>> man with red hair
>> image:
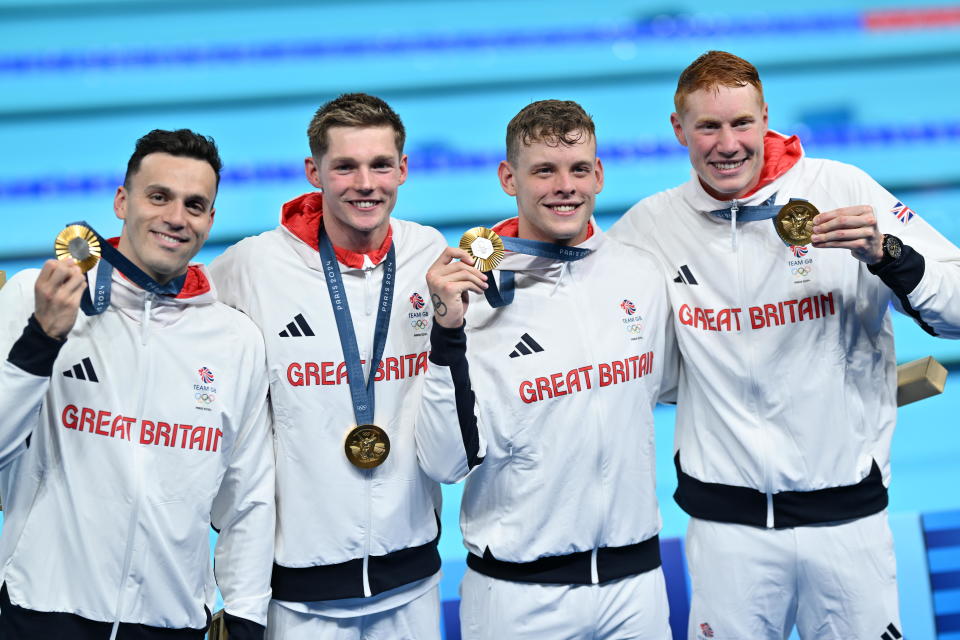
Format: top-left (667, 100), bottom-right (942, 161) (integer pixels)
top-left (610, 50), bottom-right (960, 639)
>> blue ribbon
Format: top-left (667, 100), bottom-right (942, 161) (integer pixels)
top-left (318, 226), bottom-right (395, 425)
top-left (483, 235), bottom-right (592, 308)
top-left (68, 221), bottom-right (185, 316)
top-left (707, 193), bottom-right (780, 221)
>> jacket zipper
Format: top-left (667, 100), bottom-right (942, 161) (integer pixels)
top-left (361, 265), bottom-right (374, 598)
top-left (109, 293), bottom-right (154, 639)
top-left (565, 263), bottom-right (604, 584)
top-left (733, 225), bottom-right (774, 527)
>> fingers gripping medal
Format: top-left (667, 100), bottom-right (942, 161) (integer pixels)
top-left (774, 201), bottom-right (819, 246)
top-left (345, 425), bottom-right (391, 469)
top-left (55, 225), bottom-right (101, 273)
top-left (460, 227), bottom-right (505, 271)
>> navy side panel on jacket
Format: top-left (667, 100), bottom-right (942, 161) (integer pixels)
top-left (428, 323), bottom-right (484, 469)
top-left (868, 245), bottom-right (936, 336)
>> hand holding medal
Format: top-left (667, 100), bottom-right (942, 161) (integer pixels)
top-left (425, 239), bottom-right (490, 329)
top-left (33, 224), bottom-right (98, 340)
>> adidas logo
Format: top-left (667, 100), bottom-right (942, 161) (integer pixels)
top-left (880, 623), bottom-right (901, 640)
top-left (673, 265), bottom-right (699, 285)
top-left (509, 333), bottom-right (544, 358)
top-left (63, 357), bottom-right (99, 383)
top-left (279, 314), bottom-right (315, 338)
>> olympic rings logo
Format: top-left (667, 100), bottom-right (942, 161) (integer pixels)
top-left (792, 266), bottom-right (812, 277)
top-left (411, 319), bottom-right (428, 330)
top-left (195, 392), bottom-right (216, 404)
top-left (628, 324), bottom-right (644, 334)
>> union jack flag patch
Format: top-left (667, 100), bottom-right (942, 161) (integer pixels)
top-left (620, 299), bottom-right (636, 316)
top-left (198, 367), bottom-right (215, 384)
top-left (890, 201), bottom-right (916, 225)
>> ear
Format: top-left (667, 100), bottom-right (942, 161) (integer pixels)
top-left (761, 102), bottom-right (769, 132)
top-left (397, 154), bottom-right (409, 186)
top-left (594, 157), bottom-right (605, 194)
top-left (498, 161), bottom-right (517, 196)
top-left (208, 207), bottom-right (216, 228)
top-left (670, 112), bottom-right (688, 147)
top-left (114, 186), bottom-right (128, 220)
top-left (304, 156), bottom-right (323, 189)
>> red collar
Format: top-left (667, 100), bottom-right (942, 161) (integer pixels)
top-left (106, 237), bottom-right (211, 299)
top-left (491, 217), bottom-right (595, 241)
top-left (737, 131), bottom-right (803, 199)
top-left (281, 192), bottom-right (393, 268)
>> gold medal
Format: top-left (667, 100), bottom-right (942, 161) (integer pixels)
top-left (55, 225), bottom-right (101, 273)
top-left (460, 227), bottom-right (505, 271)
top-left (344, 425), bottom-right (390, 468)
top-left (774, 201), bottom-right (819, 246)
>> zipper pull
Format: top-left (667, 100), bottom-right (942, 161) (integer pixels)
top-left (730, 200), bottom-right (739, 252)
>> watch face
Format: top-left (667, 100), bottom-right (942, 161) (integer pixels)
top-left (885, 235), bottom-right (903, 260)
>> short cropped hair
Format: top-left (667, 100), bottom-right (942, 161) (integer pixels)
top-left (674, 50), bottom-right (764, 114)
top-left (125, 129), bottom-right (222, 187)
top-left (505, 99), bottom-right (596, 164)
top-left (307, 93), bottom-right (406, 159)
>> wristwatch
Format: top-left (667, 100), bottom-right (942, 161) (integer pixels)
top-left (872, 234), bottom-right (903, 269)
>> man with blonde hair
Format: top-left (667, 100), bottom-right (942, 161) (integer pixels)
top-left (419, 99), bottom-right (676, 639)
top-left (211, 93), bottom-right (446, 639)
top-left (610, 50), bottom-right (960, 639)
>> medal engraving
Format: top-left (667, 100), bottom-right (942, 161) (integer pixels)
top-left (345, 425), bottom-right (390, 468)
top-left (55, 225), bottom-right (101, 273)
top-left (774, 201), bottom-right (819, 246)
top-left (460, 227), bottom-right (505, 271)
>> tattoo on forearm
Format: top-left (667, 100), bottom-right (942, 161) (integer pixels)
top-left (431, 293), bottom-right (448, 317)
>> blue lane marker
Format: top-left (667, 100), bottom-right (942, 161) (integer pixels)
top-left (1, 121), bottom-right (958, 201)
top-left (0, 11), bottom-right (865, 74)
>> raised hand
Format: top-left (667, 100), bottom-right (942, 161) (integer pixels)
top-left (425, 247), bottom-right (488, 329)
top-left (34, 259), bottom-right (86, 339)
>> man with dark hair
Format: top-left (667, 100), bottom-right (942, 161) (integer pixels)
top-left (0, 129), bottom-right (274, 639)
top-left (210, 93), bottom-right (446, 639)
top-left (417, 99), bottom-right (675, 639)
top-left (125, 128), bottom-right (224, 187)
top-left (609, 50), bottom-right (960, 639)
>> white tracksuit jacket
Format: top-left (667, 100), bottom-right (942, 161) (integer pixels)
top-left (416, 222), bottom-right (678, 584)
top-left (209, 193), bottom-right (446, 604)
top-left (0, 262), bottom-right (274, 635)
top-left (609, 143), bottom-right (960, 529)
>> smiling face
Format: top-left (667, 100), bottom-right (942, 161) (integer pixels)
top-left (499, 129), bottom-right (603, 245)
top-left (305, 125), bottom-right (407, 252)
top-left (671, 83), bottom-right (768, 201)
top-left (114, 152), bottom-right (217, 284)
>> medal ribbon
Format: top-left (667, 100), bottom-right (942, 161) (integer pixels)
top-left (483, 236), bottom-right (592, 308)
top-left (318, 226), bottom-right (396, 425)
top-left (67, 221), bottom-right (186, 316)
top-left (707, 194), bottom-right (780, 221)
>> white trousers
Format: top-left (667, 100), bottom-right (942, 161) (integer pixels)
top-left (459, 567), bottom-right (672, 640)
top-left (686, 511), bottom-right (901, 640)
top-left (265, 586), bottom-right (441, 640)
